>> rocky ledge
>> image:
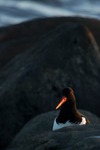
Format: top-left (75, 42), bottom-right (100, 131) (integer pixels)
top-left (7, 110), bottom-right (100, 150)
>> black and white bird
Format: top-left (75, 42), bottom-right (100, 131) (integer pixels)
top-left (52, 87), bottom-right (90, 131)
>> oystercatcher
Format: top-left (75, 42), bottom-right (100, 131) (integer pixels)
top-left (52, 87), bottom-right (90, 131)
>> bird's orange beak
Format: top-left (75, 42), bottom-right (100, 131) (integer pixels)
top-left (56, 96), bottom-right (67, 109)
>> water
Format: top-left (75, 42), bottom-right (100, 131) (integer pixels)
top-left (0, 0), bottom-right (100, 27)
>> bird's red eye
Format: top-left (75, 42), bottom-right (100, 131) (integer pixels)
top-left (69, 91), bottom-right (72, 95)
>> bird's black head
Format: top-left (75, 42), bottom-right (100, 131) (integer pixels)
top-left (56, 87), bottom-right (75, 109)
top-left (62, 87), bottom-right (73, 97)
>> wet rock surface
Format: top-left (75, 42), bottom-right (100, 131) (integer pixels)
top-left (7, 110), bottom-right (100, 150)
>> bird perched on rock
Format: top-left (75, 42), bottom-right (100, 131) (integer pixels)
top-left (52, 87), bottom-right (90, 131)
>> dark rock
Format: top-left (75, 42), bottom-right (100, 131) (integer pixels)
top-left (0, 17), bottom-right (100, 69)
top-left (0, 18), bottom-right (100, 149)
top-left (74, 136), bottom-right (100, 150)
top-left (7, 110), bottom-right (100, 150)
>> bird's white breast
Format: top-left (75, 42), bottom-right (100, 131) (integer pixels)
top-left (52, 117), bottom-right (86, 131)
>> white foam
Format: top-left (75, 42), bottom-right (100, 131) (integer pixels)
top-left (0, 0), bottom-right (74, 16)
top-left (0, 0), bottom-right (100, 27)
